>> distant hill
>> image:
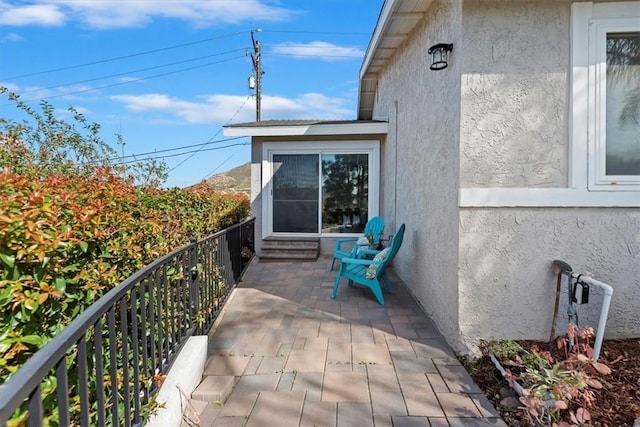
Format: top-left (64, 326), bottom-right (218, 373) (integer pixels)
top-left (205, 162), bottom-right (251, 194)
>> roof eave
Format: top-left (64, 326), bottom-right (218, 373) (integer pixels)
top-left (358, 0), bottom-right (434, 120)
top-left (223, 121), bottom-right (388, 137)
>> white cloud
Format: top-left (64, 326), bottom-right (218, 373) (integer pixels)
top-left (1, 1), bottom-right (297, 29)
top-left (117, 76), bottom-right (144, 83)
top-left (1, 81), bottom-right (102, 104)
top-left (110, 92), bottom-right (353, 123)
top-left (0, 4), bottom-right (65, 26)
top-left (271, 41), bottom-right (364, 61)
top-left (261, 93), bottom-right (352, 118)
top-left (1, 32), bottom-right (25, 43)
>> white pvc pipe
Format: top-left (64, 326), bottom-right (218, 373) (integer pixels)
top-left (570, 274), bottom-right (613, 361)
top-left (489, 353), bottom-right (525, 396)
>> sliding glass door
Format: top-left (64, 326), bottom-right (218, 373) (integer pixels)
top-left (321, 153), bottom-right (369, 233)
top-left (264, 141), bottom-right (379, 237)
top-left (272, 154), bottom-right (319, 233)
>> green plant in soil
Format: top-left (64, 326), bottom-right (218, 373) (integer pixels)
top-left (492, 325), bottom-right (611, 427)
top-left (487, 340), bottom-right (525, 361)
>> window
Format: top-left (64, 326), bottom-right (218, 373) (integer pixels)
top-left (321, 153), bottom-right (369, 233)
top-left (593, 22), bottom-right (640, 188)
top-left (270, 153), bottom-right (370, 234)
top-left (574, 2), bottom-right (640, 191)
top-left (263, 141), bottom-right (379, 237)
top-left (604, 32), bottom-right (640, 177)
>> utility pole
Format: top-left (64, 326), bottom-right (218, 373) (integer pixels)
top-left (250, 29), bottom-right (263, 122)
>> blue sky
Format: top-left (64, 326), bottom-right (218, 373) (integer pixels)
top-left (0, 0), bottom-right (383, 187)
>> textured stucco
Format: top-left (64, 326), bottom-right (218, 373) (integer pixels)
top-left (373, 0), bottom-right (464, 349)
top-left (460, 1), bottom-right (570, 187)
top-left (250, 140), bottom-right (264, 254)
top-left (455, 0), bottom-right (640, 343)
top-left (368, 0), bottom-right (639, 354)
top-left (459, 208), bottom-right (640, 343)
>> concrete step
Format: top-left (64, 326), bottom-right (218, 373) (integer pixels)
top-left (260, 238), bottom-right (319, 261)
top-left (259, 252), bottom-right (318, 262)
top-left (262, 239), bottom-right (319, 249)
top-left (191, 375), bottom-right (235, 404)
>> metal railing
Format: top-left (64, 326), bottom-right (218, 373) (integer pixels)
top-left (0, 217), bottom-right (255, 426)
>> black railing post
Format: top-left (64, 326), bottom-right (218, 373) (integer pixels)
top-left (0, 219), bottom-right (254, 426)
top-left (189, 237), bottom-right (200, 328)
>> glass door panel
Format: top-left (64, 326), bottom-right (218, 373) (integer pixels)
top-left (272, 154), bottom-right (319, 233)
top-left (321, 153), bottom-right (369, 233)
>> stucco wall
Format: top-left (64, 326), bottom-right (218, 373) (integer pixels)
top-left (456, 0), bottom-right (640, 344)
top-left (460, 0), bottom-right (570, 187)
top-left (250, 140), bottom-right (264, 254)
top-left (373, 0), bottom-right (464, 348)
top-left (459, 208), bottom-right (640, 342)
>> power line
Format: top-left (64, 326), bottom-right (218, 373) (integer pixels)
top-left (18, 48), bottom-right (249, 96)
top-left (118, 142), bottom-right (249, 166)
top-left (4, 31), bottom-right (248, 80)
top-left (21, 55), bottom-right (246, 102)
top-left (107, 136), bottom-right (246, 163)
top-left (201, 153), bottom-right (235, 182)
top-left (4, 28), bottom-right (367, 82)
top-left (168, 95), bottom-right (252, 173)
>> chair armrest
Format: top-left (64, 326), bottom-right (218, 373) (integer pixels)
top-left (339, 257), bottom-right (383, 267)
top-left (356, 248), bottom-right (382, 258)
top-left (334, 237), bottom-right (358, 251)
top-left (336, 237), bottom-right (358, 244)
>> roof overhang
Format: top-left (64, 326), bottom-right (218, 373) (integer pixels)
top-left (223, 120), bottom-right (388, 137)
top-left (358, 0), bottom-right (434, 119)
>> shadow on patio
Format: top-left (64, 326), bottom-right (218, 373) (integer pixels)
top-left (191, 256), bottom-right (506, 427)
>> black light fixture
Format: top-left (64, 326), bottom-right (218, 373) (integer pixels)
top-left (428, 43), bottom-right (453, 70)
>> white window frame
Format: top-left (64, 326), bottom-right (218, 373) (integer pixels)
top-left (581, 3), bottom-right (640, 191)
top-left (262, 140), bottom-right (380, 238)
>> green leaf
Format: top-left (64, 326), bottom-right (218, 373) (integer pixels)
top-left (0, 286), bottom-right (13, 307)
top-left (34, 265), bottom-right (45, 283)
top-left (61, 263), bottom-right (81, 273)
top-left (54, 277), bottom-right (66, 294)
top-left (79, 241), bottom-right (89, 253)
top-left (21, 335), bottom-right (44, 346)
top-left (23, 298), bottom-right (38, 312)
top-left (0, 253), bottom-right (15, 268)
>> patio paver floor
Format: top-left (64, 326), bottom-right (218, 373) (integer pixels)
top-left (186, 256), bottom-right (506, 427)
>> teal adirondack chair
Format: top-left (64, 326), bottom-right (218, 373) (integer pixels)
top-left (331, 224), bottom-right (405, 305)
top-left (330, 216), bottom-right (385, 271)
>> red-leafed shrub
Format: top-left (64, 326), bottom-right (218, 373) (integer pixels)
top-left (0, 170), bottom-right (248, 378)
top-left (0, 88), bottom-right (250, 423)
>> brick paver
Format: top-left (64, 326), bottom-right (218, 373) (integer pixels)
top-left (300, 401), bottom-right (337, 426)
top-left (245, 390), bottom-right (305, 427)
top-left (337, 402), bottom-right (374, 427)
top-left (436, 393), bottom-right (483, 418)
top-left (188, 257), bottom-right (503, 426)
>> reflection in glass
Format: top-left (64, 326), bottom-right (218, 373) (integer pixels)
top-left (272, 154), bottom-right (319, 233)
top-left (321, 154), bottom-right (369, 233)
top-left (606, 32), bottom-right (640, 175)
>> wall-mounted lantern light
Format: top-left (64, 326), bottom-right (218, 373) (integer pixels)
top-left (427, 43), bottom-right (453, 70)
